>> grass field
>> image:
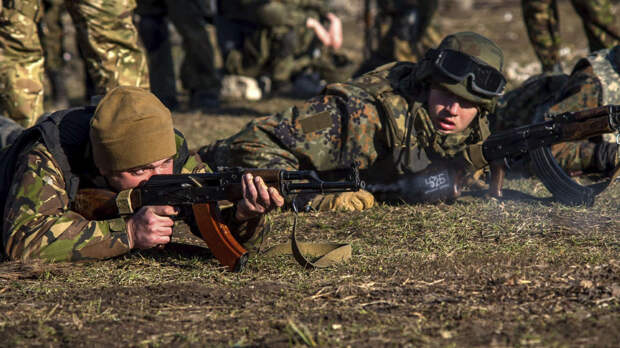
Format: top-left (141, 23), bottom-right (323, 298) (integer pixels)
top-left (1, 1), bottom-right (619, 346)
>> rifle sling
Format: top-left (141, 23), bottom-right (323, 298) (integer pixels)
top-left (262, 215), bottom-right (351, 269)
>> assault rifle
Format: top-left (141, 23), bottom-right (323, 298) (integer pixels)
top-left (368, 105), bottom-right (620, 206)
top-left (72, 167), bottom-right (364, 271)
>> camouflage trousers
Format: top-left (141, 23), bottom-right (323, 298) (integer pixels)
top-left (0, 0), bottom-right (149, 127)
top-left (521, 0), bottom-right (620, 71)
top-left (0, 0), bottom-right (45, 127)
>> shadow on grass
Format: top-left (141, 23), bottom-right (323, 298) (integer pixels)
top-left (138, 242), bottom-right (215, 263)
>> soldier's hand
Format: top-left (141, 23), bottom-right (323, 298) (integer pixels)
top-left (235, 173), bottom-right (285, 221)
top-left (306, 13), bottom-right (343, 50)
top-left (127, 205), bottom-right (177, 249)
top-left (326, 13), bottom-right (342, 50)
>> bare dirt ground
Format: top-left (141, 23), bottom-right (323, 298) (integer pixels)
top-left (1, 1), bottom-right (619, 346)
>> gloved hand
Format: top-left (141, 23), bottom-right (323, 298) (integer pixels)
top-left (307, 189), bottom-right (375, 211)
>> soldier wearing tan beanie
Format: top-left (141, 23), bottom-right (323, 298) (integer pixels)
top-left (2, 86), bottom-right (283, 262)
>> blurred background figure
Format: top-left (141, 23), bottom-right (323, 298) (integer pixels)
top-left (0, 0), bottom-right (149, 127)
top-left (522, 0), bottom-right (620, 73)
top-left (216, 0), bottom-right (355, 99)
top-left (136, 0), bottom-right (221, 111)
top-left (356, 0), bottom-right (441, 75)
top-left (39, 0), bottom-right (69, 110)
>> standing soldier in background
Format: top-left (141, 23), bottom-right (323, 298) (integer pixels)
top-left (522, 0), bottom-right (620, 73)
top-left (39, 0), bottom-right (69, 109)
top-left (357, 0), bottom-right (441, 75)
top-left (0, 0), bottom-right (149, 127)
top-left (136, 0), bottom-right (221, 111)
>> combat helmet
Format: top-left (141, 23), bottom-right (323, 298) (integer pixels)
top-left (417, 32), bottom-right (506, 110)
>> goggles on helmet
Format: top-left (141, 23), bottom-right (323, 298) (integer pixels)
top-left (427, 48), bottom-right (506, 97)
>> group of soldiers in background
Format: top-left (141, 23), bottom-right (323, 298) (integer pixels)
top-left (0, 0), bottom-right (618, 127)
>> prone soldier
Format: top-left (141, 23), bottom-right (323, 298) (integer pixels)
top-left (0, 87), bottom-right (283, 262)
top-left (200, 32), bottom-right (506, 210)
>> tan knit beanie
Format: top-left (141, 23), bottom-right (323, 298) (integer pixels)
top-left (90, 86), bottom-right (176, 172)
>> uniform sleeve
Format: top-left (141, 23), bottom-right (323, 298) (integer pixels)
top-left (3, 143), bottom-right (131, 261)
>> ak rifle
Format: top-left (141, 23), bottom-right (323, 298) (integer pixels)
top-left (367, 105), bottom-right (620, 205)
top-left (72, 167), bottom-right (364, 271)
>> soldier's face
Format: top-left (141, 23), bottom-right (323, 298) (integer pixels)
top-left (102, 157), bottom-right (174, 192)
top-left (428, 88), bottom-right (479, 134)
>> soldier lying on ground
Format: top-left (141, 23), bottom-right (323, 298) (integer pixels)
top-left (200, 32), bottom-right (507, 210)
top-left (0, 87), bottom-right (283, 262)
top-left (200, 32), bottom-right (619, 211)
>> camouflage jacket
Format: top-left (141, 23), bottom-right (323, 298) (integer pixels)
top-left (2, 122), bottom-right (261, 262)
top-left (335, 62), bottom-right (490, 181)
top-left (202, 62), bottom-right (491, 187)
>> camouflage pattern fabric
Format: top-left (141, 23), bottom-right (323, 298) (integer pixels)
top-left (217, 0), bottom-right (355, 86)
top-left (136, 0), bottom-right (220, 106)
top-left (0, 0), bottom-right (149, 127)
top-left (0, 0), bottom-right (45, 127)
top-left (356, 0), bottom-right (441, 75)
top-left (2, 131), bottom-right (205, 261)
top-left (200, 62), bottom-right (488, 188)
top-left (495, 47), bottom-right (620, 174)
top-left (521, 0), bottom-right (620, 72)
top-left (65, 0), bottom-right (150, 96)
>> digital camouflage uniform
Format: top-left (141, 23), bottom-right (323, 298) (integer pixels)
top-left (495, 46), bottom-right (620, 174)
top-left (136, 0), bottom-right (220, 109)
top-left (217, 0), bottom-right (355, 87)
top-left (200, 61), bottom-right (491, 188)
top-left (0, 0), bottom-right (149, 127)
top-left (357, 0), bottom-right (441, 75)
top-left (2, 121), bottom-right (264, 261)
top-left (521, 0), bottom-right (620, 72)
